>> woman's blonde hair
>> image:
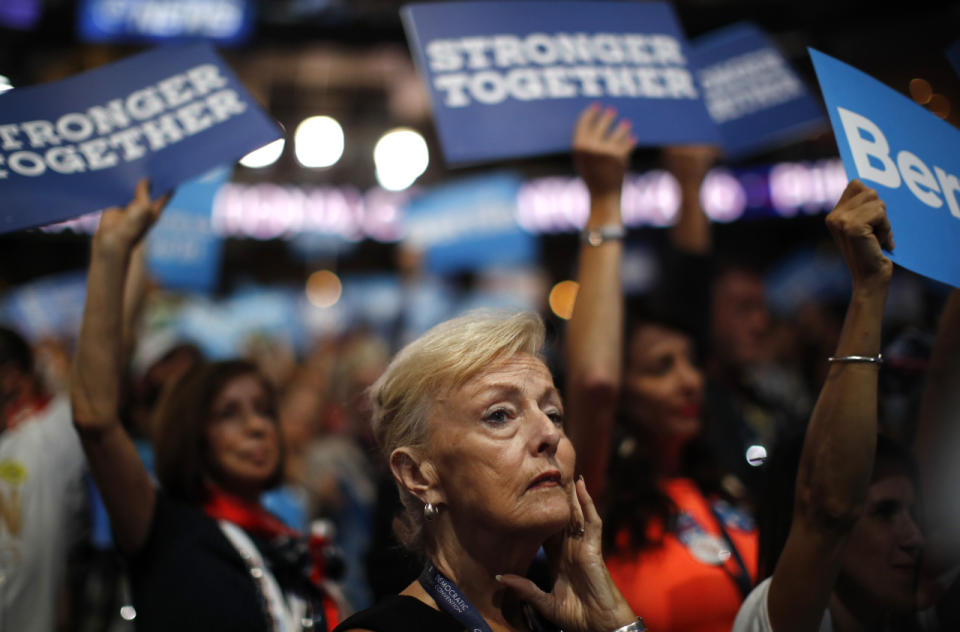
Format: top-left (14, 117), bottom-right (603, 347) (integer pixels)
top-left (369, 310), bottom-right (546, 552)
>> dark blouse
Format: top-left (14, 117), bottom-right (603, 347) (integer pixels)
top-left (127, 493), bottom-right (270, 631)
top-left (333, 595), bottom-right (464, 632)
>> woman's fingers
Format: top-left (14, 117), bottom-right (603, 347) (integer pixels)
top-left (568, 475), bottom-right (586, 537)
top-left (576, 477), bottom-right (602, 531)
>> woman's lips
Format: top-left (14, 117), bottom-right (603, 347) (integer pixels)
top-left (677, 403), bottom-right (701, 418)
top-left (527, 470), bottom-right (563, 490)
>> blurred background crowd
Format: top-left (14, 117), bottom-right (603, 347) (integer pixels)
top-left (0, 1), bottom-right (959, 630)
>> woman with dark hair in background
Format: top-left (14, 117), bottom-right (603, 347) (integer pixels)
top-left (70, 180), bottom-right (337, 631)
top-left (564, 105), bottom-right (757, 632)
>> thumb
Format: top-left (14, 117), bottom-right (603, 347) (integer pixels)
top-left (497, 574), bottom-right (553, 617)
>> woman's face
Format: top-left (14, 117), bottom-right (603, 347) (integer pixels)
top-left (838, 472), bottom-right (923, 614)
top-left (623, 323), bottom-right (704, 441)
top-left (424, 353), bottom-right (576, 537)
top-left (205, 373), bottom-right (281, 497)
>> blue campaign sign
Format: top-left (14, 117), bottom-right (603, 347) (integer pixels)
top-left (146, 166), bottom-right (230, 293)
top-left (403, 172), bottom-right (537, 274)
top-left (810, 48), bottom-right (960, 289)
top-left (402, 1), bottom-right (720, 165)
top-left (689, 22), bottom-right (825, 159)
top-left (78, 0), bottom-right (256, 46)
top-left (947, 40), bottom-right (960, 78)
top-left (0, 42), bottom-right (281, 235)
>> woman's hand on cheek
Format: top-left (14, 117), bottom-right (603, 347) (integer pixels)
top-left (496, 477), bottom-right (637, 632)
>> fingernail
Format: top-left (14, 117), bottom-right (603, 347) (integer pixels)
top-left (578, 474), bottom-right (584, 483)
top-left (495, 574), bottom-right (503, 582)
top-left (620, 120), bottom-right (632, 128)
top-left (605, 106), bottom-right (616, 115)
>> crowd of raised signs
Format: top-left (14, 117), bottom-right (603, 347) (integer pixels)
top-left (2, 3), bottom-right (959, 632)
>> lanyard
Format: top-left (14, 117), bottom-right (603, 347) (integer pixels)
top-left (419, 563), bottom-right (494, 632)
top-left (707, 505), bottom-right (753, 600)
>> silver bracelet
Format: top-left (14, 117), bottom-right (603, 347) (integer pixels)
top-left (581, 224), bottom-right (625, 247)
top-left (610, 618), bottom-right (646, 632)
top-left (827, 353), bottom-right (883, 365)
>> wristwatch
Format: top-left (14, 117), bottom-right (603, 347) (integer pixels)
top-left (581, 224), bottom-right (626, 246)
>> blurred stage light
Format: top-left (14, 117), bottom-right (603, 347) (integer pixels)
top-left (548, 280), bottom-right (579, 320)
top-left (239, 138), bottom-right (285, 168)
top-left (306, 270), bottom-right (342, 308)
top-left (0, 75), bottom-right (13, 95)
top-left (929, 94), bottom-right (950, 119)
top-left (374, 128), bottom-right (429, 191)
top-left (908, 78), bottom-right (932, 105)
top-left (295, 116), bottom-right (344, 168)
top-left (745, 444), bottom-right (767, 467)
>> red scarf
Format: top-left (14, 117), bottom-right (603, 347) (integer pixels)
top-left (3, 392), bottom-right (52, 432)
top-left (202, 485), bottom-right (339, 627)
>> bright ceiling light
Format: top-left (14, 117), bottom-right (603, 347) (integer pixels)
top-left (374, 127), bottom-right (429, 192)
top-left (295, 115), bottom-right (344, 168)
top-left (239, 138), bottom-right (285, 168)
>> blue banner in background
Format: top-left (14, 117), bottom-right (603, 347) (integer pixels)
top-left (810, 48), bottom-right (960, 289)
top-left (947, 40), bottom-right (960, 78)
top-left (147, 166), bottom-right (229, 293)
top-left (0, 272), bottom-right (87, 341)
top-left (402, 1), bottom-right (720, 165)
top-left (78, 0), bottom-right (256, 46)
top-left (0, 42), bottom-right (281, 234)
top-left (403, 172), bottom-right (536, 275)
top-left (690, 22), bottom-right (825, 160)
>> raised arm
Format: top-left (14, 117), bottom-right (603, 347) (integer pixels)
top-left (765, 180), bottom-right (893, 632)
top-left (565, 105), bottom-right (635, 499)
top-left (70, 179), bottom-right (170, 554)
top-left (663, 145), bottom-right (717, 256)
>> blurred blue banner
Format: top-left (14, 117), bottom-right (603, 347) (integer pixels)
top-left (811, 48), bottom-right (960, 289)
top-left (690, 22), bottom-right (825, 159)
top-left (147, 166), bottom-right (230, 293)
top-left (402, 1), bottom-right (720, 164)
top-left (947, 40), bottom-right (960, 78)
top-left (78, 0), bottom-right (255, 45)
top-left (0, 272), bottom-right (87, 340)
top-left (0, 0), bottom-right (41, 29)
top-left (0, 42), bottom-right (281, 234)
top-left (403, 172), bottom-right (537, 275)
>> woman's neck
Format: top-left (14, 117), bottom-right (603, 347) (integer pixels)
top-left (422, 518), bottom-right (548, 631)
top-left (829, 587), bottom-right (888, 632)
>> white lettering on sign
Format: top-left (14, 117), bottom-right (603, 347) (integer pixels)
top-left (0, 59), bottom-right (250, 179)
top-left (698, 49), bottom-right (804, 123)
top-left (837, 106), bottom-right (960, 218)
top-left (426, 32), bottom-right (696, 107)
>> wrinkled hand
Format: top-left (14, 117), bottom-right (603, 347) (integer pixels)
top-left (573, 105), bottom-right (637, 198)
top-left (93, 178), bottom-right (172, 257)
top-left (662, 145), bottom-right (719, 189)
top-left (498, 478), bottom-right (636, 632)
top-left (825, 180), bottom-right (895, 292)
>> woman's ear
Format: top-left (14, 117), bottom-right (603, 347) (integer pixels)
top-left (390, 447), bottom-right (445, 506)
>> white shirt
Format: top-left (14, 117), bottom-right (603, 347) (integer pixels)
top-left (734, 576), bottom-right (940, 632)
top-left (0, 396), bottom-right (86, 632)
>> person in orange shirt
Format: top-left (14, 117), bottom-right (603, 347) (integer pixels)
top-left (565, 105), bottom-right (757, 632)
